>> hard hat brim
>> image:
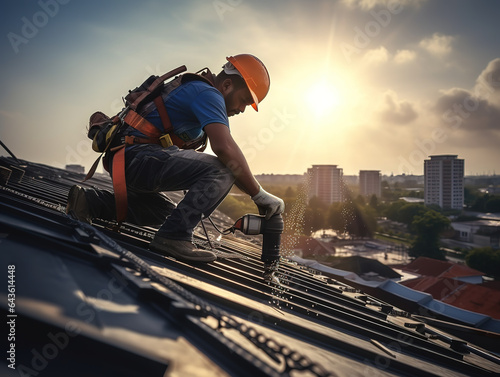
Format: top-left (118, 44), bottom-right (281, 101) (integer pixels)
top-left (250, 91), bottom-right (259, 111)
top-left (227, 56), bottom-right (260, 112)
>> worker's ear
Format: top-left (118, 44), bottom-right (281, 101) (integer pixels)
top-left (220, 78), bottom-right (234, 95)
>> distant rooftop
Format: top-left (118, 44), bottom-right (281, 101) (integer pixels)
top-left (427, 155), bottom-right (460, 160)
top-left (401, 276), bottom-right (500, 320)
top-left (402, 257), bottom-right (484, 278)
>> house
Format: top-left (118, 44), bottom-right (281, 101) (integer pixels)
top-left (451, 219), bottom-right (500, 249)
top-left (401, 257), bottom-right (485, 284)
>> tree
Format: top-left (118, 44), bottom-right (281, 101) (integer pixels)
top-left (326, 201), bottom-right (376, 238)
top-left (369, 194), bottom-right (378, 210)
top-left (409, 210), bottom-right (450, 260)
top-left (471, 193), bottom-right (490, 211)
top-left (284, 186), bottom-right (296, 199)
top-left (384, 201), bottom-right (406, 222)
top-left (355, 195), bottom-right (366, 206)
top-left (327, 202), bottom-right (345, 233)
top-left (303, 196), bottom-right (327, 235)
top-left (466, 247), bottom-right (500, 278)
top-left (398, 203), bottom-right (428, 226)
top-left (218, 194), bottom-right (255, 221)
top-left (464, 187), bottom-right (480, 208)
top-left (486, 196), bottom-right (500, 212)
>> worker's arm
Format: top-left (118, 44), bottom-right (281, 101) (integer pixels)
top-left (204, 122), bottom-right (260, 196)
top-left (204, 123), bottom-right (284, 218)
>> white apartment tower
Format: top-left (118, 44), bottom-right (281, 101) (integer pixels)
top-left (424, 155), bottom-right (464, 210)
top-left (359, 170), bottom-right (381, 197)
top-left (307, 165), bottom-right (343, 205)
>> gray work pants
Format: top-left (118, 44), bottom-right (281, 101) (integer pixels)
top-left (89, 143), bottom-right (235, 241)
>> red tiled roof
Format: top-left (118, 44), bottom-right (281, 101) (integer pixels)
top-left (442, 284), bottom-right (500, 320)
top-left (481, 280), bottom-right (500, 291)
top-left (440, 264), bottom-right (485, 279)
top-left (402, 257), bottom-right (451, 276)
top-left (402, 257), bottom-right (484, 277)
top-left (401, 276), bottom-right (466, 300)
top-left (401, 276), bottom-right (500, 319)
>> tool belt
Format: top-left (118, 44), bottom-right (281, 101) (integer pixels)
top-left (84, 65), bottom-right (213, 228)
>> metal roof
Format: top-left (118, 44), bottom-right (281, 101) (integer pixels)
top-left (1, 156), bottom-right (500, 377)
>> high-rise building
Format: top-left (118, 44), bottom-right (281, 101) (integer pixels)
top-left (359, 170), bottom-right (381, 198)
top-left (307, 165), bottom-right (343, 205)
top-left (424, 155), bottom-right (464, 210)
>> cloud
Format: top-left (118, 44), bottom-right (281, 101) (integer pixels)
top-left (341, 0), bottom-right (427, 10)
top-left (474, 57), bottom-right (500, 105)
top-left (434, 87), bottom-right (500, 132)
top-left (414, 58), bottom-right (500, 161)
top-left (431, 58), bottom-right (500, 135)
top-left (378, 91), bottom-right (418, 124)
top-left (362, 46), bottom-right (389, 64)
top-left (394, 49), bottom-right (416, 64)
top-left (360, 46), bottom-right (417, 65)
top-left (419, 33), bottom-right (454, 56)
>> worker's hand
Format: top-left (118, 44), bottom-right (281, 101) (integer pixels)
top-left (251, 187), bottom-right (285, 220)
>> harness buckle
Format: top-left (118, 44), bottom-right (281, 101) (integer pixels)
top-left (159, 134), bottom-right (174, 148)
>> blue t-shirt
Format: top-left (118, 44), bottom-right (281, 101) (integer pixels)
top-left (130, 80), bottom-right (229, 142)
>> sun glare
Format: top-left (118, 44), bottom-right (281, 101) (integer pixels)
top-left (305, 81), bottom-right (342, 118)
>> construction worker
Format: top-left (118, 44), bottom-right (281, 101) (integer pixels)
top-left (67, 54), bottom-right (284, 263)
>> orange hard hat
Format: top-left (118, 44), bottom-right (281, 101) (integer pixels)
top-left (226, 54), bottom-right (270, 111)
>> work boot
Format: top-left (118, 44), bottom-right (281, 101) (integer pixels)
top-left (66, 185), bottom-right (92, 224)
top-left (263, 260), bottom-right (280, 284)
top-left (150, 235), bottom-right (216, 262)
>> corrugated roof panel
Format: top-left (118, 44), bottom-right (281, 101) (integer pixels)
top-left (1, 156), bottom-right (500, 376)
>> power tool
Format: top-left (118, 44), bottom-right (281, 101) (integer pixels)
top-left (229, 213), bottom-right (284, 284)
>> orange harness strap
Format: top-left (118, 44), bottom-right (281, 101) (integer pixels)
top-left (111, 145), bottom-right (128, 226)
top-left (87, 69), bottom-right (213, 229)
top-left (110, 84), bottom-right (206, 227)
top-left (153, 96), bottom-right (173, 133)
top-left (111, 104), bottom-right (171, 226)
top-left (123, 110), bottom-right (162, 140)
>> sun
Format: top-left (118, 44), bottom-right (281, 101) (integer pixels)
top-left (305, 81), bottom-right (342, 118)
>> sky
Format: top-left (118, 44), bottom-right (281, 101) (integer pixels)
top-left (1, 0), bottom-right (499, 176)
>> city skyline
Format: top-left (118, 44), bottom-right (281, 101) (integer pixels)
top-left (1, 1), bottom-right (499, 176)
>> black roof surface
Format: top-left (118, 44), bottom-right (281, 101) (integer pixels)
top-left (1, 156), bottom-right (499, 377)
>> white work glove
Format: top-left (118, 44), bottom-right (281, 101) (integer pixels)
top-left (251, 186), bottom-right (285, 220)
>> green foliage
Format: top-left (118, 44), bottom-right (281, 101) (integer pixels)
top-left (327, 200), bottom-right (377, 238)
top-left (464, 187), bottom-right (480, 207)
top-left (300, 196), bottom-right (326, 235)
top-left (384, 201), bottom-right (407, 222)
top-left (399, 204), bottom-right (429, 226)
top-left (383, 202), bottom-right (429, 227)
top-left (218, 183), bottom-right (298, 221)
top-left (469, 193), bottom-right (500, 212)
top-left (409, 210), bottom-right (450, 260)
top-left (217, 193), bottom-right (256, 221)
top-left (381, 181), bottom-right (424, 202)
top-left (465, 247), bottom-right (500, 278)
top-left (284, 186), bottom-right (296, 199)
top-left (216, 182), bottom-right (408, 240)
top-left (355, 195), bottom-right (366, 206)
top-left (486, 196), bottom-right (500, 212)
top-left (327, 202), bottom-right (345, 233)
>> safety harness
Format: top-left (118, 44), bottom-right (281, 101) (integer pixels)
top-left (84, 66), bottom-right (216, 227)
